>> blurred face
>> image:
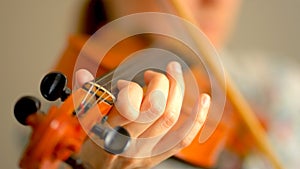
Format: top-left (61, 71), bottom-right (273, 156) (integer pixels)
top-left (185, 0), bottom-right (241, 49)
top-left (104, 0), bottom-right (241, 49)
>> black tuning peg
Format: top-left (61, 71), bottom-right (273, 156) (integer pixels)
top-left (104, 126), bottom-right (131, 154)
top-left (91, 125), bottom-right (131, 154)
top-left (40, 72), bottom-right (71, 101)
top-left (14, 96), bottom-right (41, 125)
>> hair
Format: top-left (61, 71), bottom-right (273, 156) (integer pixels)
top-left (83, 0), bottom-right (108, 35)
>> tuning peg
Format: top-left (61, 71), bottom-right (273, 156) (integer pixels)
top-left (104, 126), bottom-right (131, 154)
top-left (91, 125), bottom-right (131, 154)
top-left (14, 96), bottom-right (41, 125)
top-left (40, 72), bottom-right (71, 101)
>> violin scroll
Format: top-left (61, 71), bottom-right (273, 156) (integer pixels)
top-left (14, 71), bottom-right (132, 169)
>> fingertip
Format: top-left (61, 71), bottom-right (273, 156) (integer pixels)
top-left (167, 61), bottom-right (182, 74)
top-left (115, 80), bottom-right (143, 121)
top-left (200, 94), bottom-right (211, 109)
top-left (117, 79), bottom-right (131, 90)
top-left (143, 70), bottom-right (156, 84)
top-left (75, 69), bottom-right (94, 87)
top-left (198, 94), bottom-right (210, 124)
top-left (166, 61), bottom-right (185, 91)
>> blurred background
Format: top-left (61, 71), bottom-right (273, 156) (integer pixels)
top-left (0, 0), bottom-right (299, 168)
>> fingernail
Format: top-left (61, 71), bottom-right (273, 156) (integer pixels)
top-left (117, 80), bottom-right (130, 89)
top-left (171, 62), bottom-right (182, 74)
top-left (201, 94), bottom-right (210, 108)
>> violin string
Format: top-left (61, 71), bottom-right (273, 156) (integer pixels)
top-left (78, 56), bottom-right (148, 116)
top-left (76, 72), bottom-right (115, 116)
top-left (98, 67), bottom-right (144, 89)
top-left (78, 76), bottom-right (115, 116)
top-left (79, 83), bottom-right (101, 115)
top-left (80, 82), bottom-right (95, 106)
top-left (93, 55), bottom-right (141, 89)
top-left (78, 70), bottom-right (114, 113)
top-left (78, 85), bottom-right (113, 119)
top-left (81, 62), bottom-right (151, 111)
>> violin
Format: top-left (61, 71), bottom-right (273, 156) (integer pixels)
top-left (14, 71), bottom-right (131, 169)
top-left (13, 0), bottom-right (283, 169)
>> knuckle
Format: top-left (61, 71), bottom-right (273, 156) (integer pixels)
top-left (178, 120), bottom-right (202, 149)
top-left (148, 92), bottom-right (166, 117)
top-left (161, 110), bottom-right (177, 129)
top-left (179, 136), bottom-right (194, 148)
top-left (115, 157), bottom-right (134, 169)
top-left (144, 159), bottom-right (153, 169)
top-left (129, 82), bottom-right (142, 91)
top-left (154, 72), bottom-right (168, 83)
top-left (148, 103), bottom-right (164, 118)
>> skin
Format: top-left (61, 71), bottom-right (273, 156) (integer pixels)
top-left (76, 62), bottom-right (210, 169)
top-left (103, 0), bottom-right (241, 50)
top-left (75, 0), bottom-right (241, 168)
top-left (184, 0), bottom-right (241, 49)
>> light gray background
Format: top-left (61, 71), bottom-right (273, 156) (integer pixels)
top-left (0, 0), bottom-right (299, 168)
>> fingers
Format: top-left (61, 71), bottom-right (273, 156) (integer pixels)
top-left (75, 69), bottom-right (94, 89)
top-left (77, 63), bottom-right (211, 169)
top-left (151, 94), bottom-right (210, 159)
top-left (139, 70), bottom-right (170, 122)
top-left (123, 70), bottom-right (170, 137)
top-left (138, 62), bottom-right (185, 138)
top-left (106, 80), bottom-right (143, 126)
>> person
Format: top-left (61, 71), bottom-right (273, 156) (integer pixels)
top-left (54, 0), bottom-right (295, 169)
top-left (54, 0), bottom-right (243, 168)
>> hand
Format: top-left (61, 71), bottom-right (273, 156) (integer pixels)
top-left (75, 62), bottom-right (210, 169)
